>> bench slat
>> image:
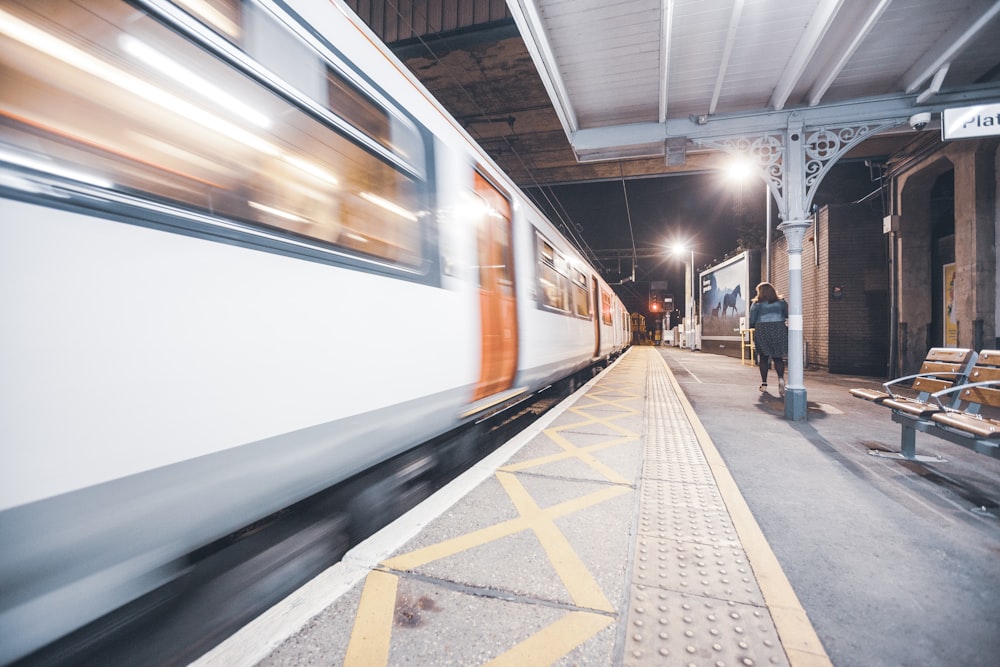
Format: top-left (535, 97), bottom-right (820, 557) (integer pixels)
top-left (911, 377), bottom-right (954, 393)
top-left (956, 385), bottom-right (1000, 409)
top-left (967, 366), bottom-right (1000, 383)
top-left (882, 397), bottom-right (942, 416)
top-left (931, 412), bottom-right (1000, 438)
top-left (849, 388), bottom-right (888, 403)
top-left (926, 348), bottom-right (977, 364)
top-left (977, 349), bottom-right (1000, 365)
top-left (918, 360), bottom-right (967, 374)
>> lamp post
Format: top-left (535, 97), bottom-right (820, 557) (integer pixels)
top-left (764, 180), bottom-right (771, 282)
top-left (727, 159), bottom-right (771, 282)
top-left (671, 243), bottom-right (696, 350)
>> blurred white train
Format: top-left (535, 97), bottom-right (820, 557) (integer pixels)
top-left (0, 0), bottom-right (629, 661)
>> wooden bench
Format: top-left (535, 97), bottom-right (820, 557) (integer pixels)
top-left (850, 347), bottom-right (978, 461)
top-left (850, 347), bottom-right (977, 409)
top-left (922, 350), bottom-right (1000, 459)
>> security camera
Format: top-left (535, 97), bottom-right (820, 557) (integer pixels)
top-left (909, 112), bottom-right (931, 131)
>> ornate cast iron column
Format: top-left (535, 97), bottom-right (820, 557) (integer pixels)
top-left (694, 114), bottom-right (898, 420)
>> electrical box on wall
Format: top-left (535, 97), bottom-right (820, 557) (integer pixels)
top-left (883, 215), bottom-right (900, 233)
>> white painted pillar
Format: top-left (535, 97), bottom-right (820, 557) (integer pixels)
top-left (781, 122), bottom-right (808, 421)
top-left (777, 219), bottom-right (810, 420)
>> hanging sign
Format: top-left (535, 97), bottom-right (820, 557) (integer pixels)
top-left (942, 103), bottom-right (1000, 140)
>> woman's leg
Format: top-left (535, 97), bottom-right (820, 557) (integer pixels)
top-left (773, 356), bottom-right (785, 379)
top-left (758, 353), bottom-right (770, 384)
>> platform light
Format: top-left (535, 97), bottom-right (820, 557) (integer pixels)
top-left (670, 242), bottom-right (697, 350)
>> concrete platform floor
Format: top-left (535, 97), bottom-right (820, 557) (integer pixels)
top-left (195, 346), bottom-right (1000, 667)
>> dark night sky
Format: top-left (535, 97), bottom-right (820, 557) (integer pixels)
top-left (525, 160), bottom-right (882, 314)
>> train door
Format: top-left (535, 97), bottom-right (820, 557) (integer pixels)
top-left (472, 171), bottom-right (517, 400)
top-left (592, 277), bottom-right (601, 358)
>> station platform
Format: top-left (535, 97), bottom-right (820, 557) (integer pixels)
top-left (194, 345), bottom-right (1000, 667)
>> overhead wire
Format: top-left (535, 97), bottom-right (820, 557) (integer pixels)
top-left (619, 165), bottom-right (638, 282)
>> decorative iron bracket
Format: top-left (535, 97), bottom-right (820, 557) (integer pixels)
top-left (693, 117), bottom-right (901, 220)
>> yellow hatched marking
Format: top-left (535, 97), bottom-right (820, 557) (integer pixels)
top-left (484, 611), bottom-right (613, 667)
top-left (383, 482), bottom-right (629, 572)
top-left (355, 361), bottom-right (641, 667)
top-left (496, 472), bottom-right (615, 612)
top-left (546, 430), bottom-right (630, 484)
top-left (498, 390), bottom-right (640, 484)
top-left (344, 569), bottom-right (398, 667)
top-left (500, 434), bottom-right (634, 479)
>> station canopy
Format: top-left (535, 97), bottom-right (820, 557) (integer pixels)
top-left (347, 0), bottom-right (1000, 187)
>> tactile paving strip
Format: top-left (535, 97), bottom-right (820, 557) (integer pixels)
top-left (644, 370), bottom-right (717, 486)
top-left (633, 537), bottom-right (764, 606)
top-left (623, 588), bottom-right (789, 667)
top-left (638, 480), bottom-right (741, 548)
top-left (623, 353), bottom-right (789, 666)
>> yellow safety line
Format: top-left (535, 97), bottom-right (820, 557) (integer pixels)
top-left (496, 472), bottom-right (615, 612)
top-left (483, 611), bottom-right (613, 667)
top-left (382, 484), bottom-right (630, 572)
top-left (343, 569), bottom-right (398, 667)
top-left (652, 349), bottom-right (833, 667)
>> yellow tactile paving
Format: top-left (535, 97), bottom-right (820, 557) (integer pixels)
top-left (650, 349), bottom-right (832, 667)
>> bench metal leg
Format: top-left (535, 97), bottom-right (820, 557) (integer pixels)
top-left (900, 424), bottom-right (916, 459)
top-left (869, 421), bottom-right (947, 463)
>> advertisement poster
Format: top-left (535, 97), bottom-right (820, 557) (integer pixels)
top-left (944, 262), bottom-right (957, 346)
top-left (700, 253), bottom-right (748, 340)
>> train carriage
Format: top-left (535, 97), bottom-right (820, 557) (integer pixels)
top-left (0, 0), bottom-right (628, 661)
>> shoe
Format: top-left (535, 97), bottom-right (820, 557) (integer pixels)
top-left (778, 379), bottom-right (786, 396)
top-left (758, 383), bottom-right (767, 393)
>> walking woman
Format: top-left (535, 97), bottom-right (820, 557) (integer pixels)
top-left (749, 282), bottom-right (788, 396)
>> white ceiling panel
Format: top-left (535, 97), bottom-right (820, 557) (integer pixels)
top-left (507, 0), bottom-right (1000, 160)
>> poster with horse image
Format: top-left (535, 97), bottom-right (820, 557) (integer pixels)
top-left (700, 252), bottom-right (751, 340)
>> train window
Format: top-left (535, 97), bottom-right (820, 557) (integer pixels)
top-left (602, 289), bottom-right (613, 325)
top-left (573, 270), bottom-right (590, 319)
top-left (472, 172), bottom-right (513, 290)
top-left (326, 69), bottom-right (423, 168)
top-left (0, 0), bottom-right (427, 269)
top-left (537, 235), bottom-right (569, 313)
top-left (572, 269), bottom-right (590, 318)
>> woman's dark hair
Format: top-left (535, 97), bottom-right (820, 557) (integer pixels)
top-left (753, 282), bottom-right (782, 303)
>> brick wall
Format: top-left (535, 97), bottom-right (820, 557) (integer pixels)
top-left (769, 202), bottom-right (888, 375)
top-left (827, 204), bottom-right (890, 375)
